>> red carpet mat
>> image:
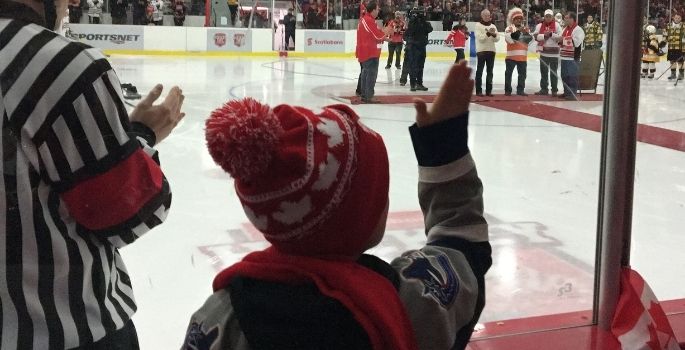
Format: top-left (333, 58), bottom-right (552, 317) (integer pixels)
top-left (343, 93), bottom-right (604, 105)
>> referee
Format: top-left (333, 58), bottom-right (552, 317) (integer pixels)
top-left (0, 0), bottom-right (185, 348)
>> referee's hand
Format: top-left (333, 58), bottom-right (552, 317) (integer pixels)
top-left (129, 84), bottom-right (186, 144)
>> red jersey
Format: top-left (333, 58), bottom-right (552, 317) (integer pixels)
top-left (356, 13), bottom-right (386, 62)
top-left (445, 28), bottom-right (468, 49)
top-left (386, 19), bottom-right (405, 43)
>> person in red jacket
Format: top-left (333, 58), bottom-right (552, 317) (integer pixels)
top-left (385, 11), bottom-right (406, 69)
top-left (356, 1), bottom-right (391, 103)
top-left (445, 19), bottom-right (469, 63)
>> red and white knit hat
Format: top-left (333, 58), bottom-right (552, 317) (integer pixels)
top-left (205, 98), bottom-right (389, 257)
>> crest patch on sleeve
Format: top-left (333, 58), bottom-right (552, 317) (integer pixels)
top-left (183, 322), bottom-right (220, 350)
top-left (401, 251), bottom-right (460, 308)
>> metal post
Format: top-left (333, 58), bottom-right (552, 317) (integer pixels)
top-left (326, 0), bottom-right (329, 29)
top-left (271, 0), bottom-right (275, 47)
top-left (593, 0), bottom-right (644, 329)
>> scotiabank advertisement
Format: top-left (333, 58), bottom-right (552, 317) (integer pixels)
top-left (207, 29), bottom-right (251, 52)
top-left (66, 24), bottom-right (144, 50)
top-left (303, 31), bottom-right (346, 53)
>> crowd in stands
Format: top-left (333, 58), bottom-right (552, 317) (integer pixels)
top-left (67, 0), bottom-right (201, 25)
top-left (648, 0), bottom-right (685, 31)
top-left (65, 0), bottom-right (685, 31)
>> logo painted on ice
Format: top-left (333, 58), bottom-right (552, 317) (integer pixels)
top-left (234, 33), bottom-right (245, 47)
top-left (214, 33), bottom-right (226, 47)
top-left (402, 252), bottom-right (459, 307)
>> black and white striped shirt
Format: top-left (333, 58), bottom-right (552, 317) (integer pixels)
top-left (0, 15), bottom-right (172, 349)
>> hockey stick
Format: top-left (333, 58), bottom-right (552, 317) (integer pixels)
top-left (538, 56), bottom-right (581, 100)
top-left (656, 55), bottom-right (683, 80)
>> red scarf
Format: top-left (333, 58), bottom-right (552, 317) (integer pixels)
top-left (213, 247), bottom-right (418, 350)
top-left (540, 20), bottom-right (556, 37)
top-left (562, 22), bottom-right (577, 38)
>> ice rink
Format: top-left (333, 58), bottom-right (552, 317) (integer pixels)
top-left (108, 55), bottom-right (685, 348)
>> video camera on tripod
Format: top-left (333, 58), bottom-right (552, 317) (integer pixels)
top-left (408, 7), bottom-right (426, 22)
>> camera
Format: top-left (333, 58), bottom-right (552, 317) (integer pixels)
top-left (408, 7), bottom-right (425, 21)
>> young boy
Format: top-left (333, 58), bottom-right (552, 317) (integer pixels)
top-left (182, 62), bottom-right (491, 350)
top-left (446, 19), bottom-right (469, 63)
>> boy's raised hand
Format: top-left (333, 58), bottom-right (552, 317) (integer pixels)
top-left (413, 61), bottom-right (474, 127)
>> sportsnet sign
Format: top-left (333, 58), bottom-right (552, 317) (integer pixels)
top-left (425, 31), bottom-right (461, 53)
top-left (207, 29), bottom-right (251, 52)
top-left (66, 24), bottom-right (143, 50)
top-left (303, 31), bottom-right (345, 52)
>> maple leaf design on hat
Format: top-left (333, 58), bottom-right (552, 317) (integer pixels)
top-left (243, 205), bottom-right (268, 231)
top-left (312, 153), bottom-right (340, 191)
top-left (317, 117), bottom-right (344, 148)
top-left (273, 195), bottom-right (313, 225)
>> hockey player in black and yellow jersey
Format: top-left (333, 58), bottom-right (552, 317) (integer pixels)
top-left (642, 23), bottom-right (667, 79)
top-left (583, 15), bottom-right (603, 50)
top-left (667, 13), bottom-right (685, 80)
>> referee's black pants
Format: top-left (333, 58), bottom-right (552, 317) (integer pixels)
top-left (73, 319), bottom-right (139, 349)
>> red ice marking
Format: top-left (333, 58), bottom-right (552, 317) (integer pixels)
top-left (479, 100), bottom-right (685, 152)
top-left (385, 210), bottom-right (424, 230)
top-left (241, 222), bottom-right (265, 241)
top-left (340, 91), bottom-right (685, 152)
top-left (468, 299), bottom-right (685, 348)
top-left (342, 94), bottom-right (604, 105)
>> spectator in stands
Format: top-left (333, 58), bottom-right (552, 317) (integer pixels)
top-left (442, 2), bottom-right (455, 30)
top-left (68, 0), bottom-right (82, 23)
top-left (284, 8), bottom-right (296, 49)
top-left (228, 0), bottom-right (238, 26)
top-left (431, 4), bottom-right (441, 21)
top-left (381, 0), bottom-right (392, 24)
top-left (150, 0), bottom-right (164, 25)
top-left (133, 0), bottom-right (148, 24)
top-left (173, 0), bottom-right (187, 26)
top-left (475, 9), bottom-right (499, 96)
top-left (328, 6), bottom-right (336, 29)
top-left (385, 11), bottom-right (405, 69)
top-left (86, 0), bottom-right (102, 23)
top-left (306, 1), bottom-right (323, 28)
top-left (240, 10), bottom-right (251, 27)
top-left (111, 0), bottom-right (128, 24)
